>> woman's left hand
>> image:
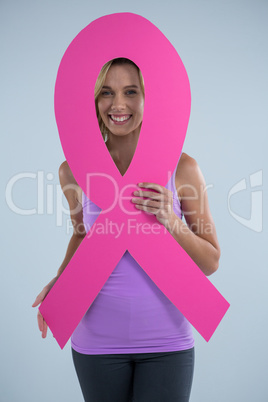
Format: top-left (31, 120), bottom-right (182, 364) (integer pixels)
top-left (132, 182), bottom-right (176, 229)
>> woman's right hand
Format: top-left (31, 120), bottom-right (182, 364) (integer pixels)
top-left (32, 276), bottom-right (59, 339)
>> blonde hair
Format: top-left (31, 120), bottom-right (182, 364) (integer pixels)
top-left (94, 58), bottom-right (145, 142)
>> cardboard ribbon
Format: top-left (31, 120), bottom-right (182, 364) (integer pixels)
top-left (39, 13), bottom-right (230, 349)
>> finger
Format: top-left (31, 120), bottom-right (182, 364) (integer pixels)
top-left (135, 199), bottom-right (173, 215)
top-left (133, 190), bottom-right (163, 200)
top-left (42, 321), bottom-right (48, 338)
top-left (133, 193), bottom-right (172, 205)
top-left (134, 204), bottom-right (159, 214)
top-left (37, 311), bottom-right (44, 332)
top-left (141, 199), bottom-right (163, 209)
top-left (32, 287), bottom-right (49, 307)
top-left (37, 310), bottom-right (48, 338)
top-left (138, 182), bottom-right (165, 193)
top-left (137, 184), bottom-right (173, 201)
top-left (32, 295), bottom-right (42, 307)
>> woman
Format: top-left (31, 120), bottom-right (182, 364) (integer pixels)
top-left (33, 58), bottom-right (221, 401)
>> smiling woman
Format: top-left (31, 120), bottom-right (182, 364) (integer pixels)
top-left (33, 56), bottom-right (221, 402)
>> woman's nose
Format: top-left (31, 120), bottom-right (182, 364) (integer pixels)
top-left (111, 94), bottom-right (125, 111)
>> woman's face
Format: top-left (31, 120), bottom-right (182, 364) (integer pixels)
top-left (97, 64), bottom-right (144, 138)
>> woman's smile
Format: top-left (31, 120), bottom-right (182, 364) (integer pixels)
top-left (109, 114), bottom-right (132, 124)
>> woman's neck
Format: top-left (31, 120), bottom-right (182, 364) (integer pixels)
top-left (106, 130), bottom-right (140, 176)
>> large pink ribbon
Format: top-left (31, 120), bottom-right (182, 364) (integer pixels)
top-left (39, 13), bottom-right (230, 349)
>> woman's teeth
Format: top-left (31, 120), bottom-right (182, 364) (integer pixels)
top-left (110, 115), bottom-right (131, 122)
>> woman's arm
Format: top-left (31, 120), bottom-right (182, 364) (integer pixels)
top-left (32, 161), bottom-right (86, 338)
top-left (56, 161), bottom-right (87, 275)
top-left (168, 153), bottom-right (221, 276)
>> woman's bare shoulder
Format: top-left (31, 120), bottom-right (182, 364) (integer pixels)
top-left (59, 160), bottom-right (73, 179)
top-left (58, 161), bottom-right (82, 204)
top-left (175, 152), bottom-right (200, 201)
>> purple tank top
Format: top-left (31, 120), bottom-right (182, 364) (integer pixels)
top-left (71, 153), bottom-right (194, 354)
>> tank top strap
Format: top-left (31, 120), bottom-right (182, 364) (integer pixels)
top-left (82, 189), bottom-right (85, 205)
top-left (166, 151), bottom-right (183, 219)
top-left (81, 189), bottom-right (90, 209)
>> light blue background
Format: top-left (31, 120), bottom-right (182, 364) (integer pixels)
top-left (1, 1), bottom-right (267, 401)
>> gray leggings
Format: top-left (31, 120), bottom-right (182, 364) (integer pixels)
top-left (72, 347), bottom-right (194, 402)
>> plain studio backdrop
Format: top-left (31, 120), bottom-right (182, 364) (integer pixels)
top-left (1, 1), bottom-right (267, 401)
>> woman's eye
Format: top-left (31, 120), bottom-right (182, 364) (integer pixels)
top-left (126, 90), bottom-right (136, 95)
top-left (101, 91), bottom-right (112, 96)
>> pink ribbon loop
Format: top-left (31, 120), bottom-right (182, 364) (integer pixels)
top-left (39, 13), bottom-right (230, 349)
